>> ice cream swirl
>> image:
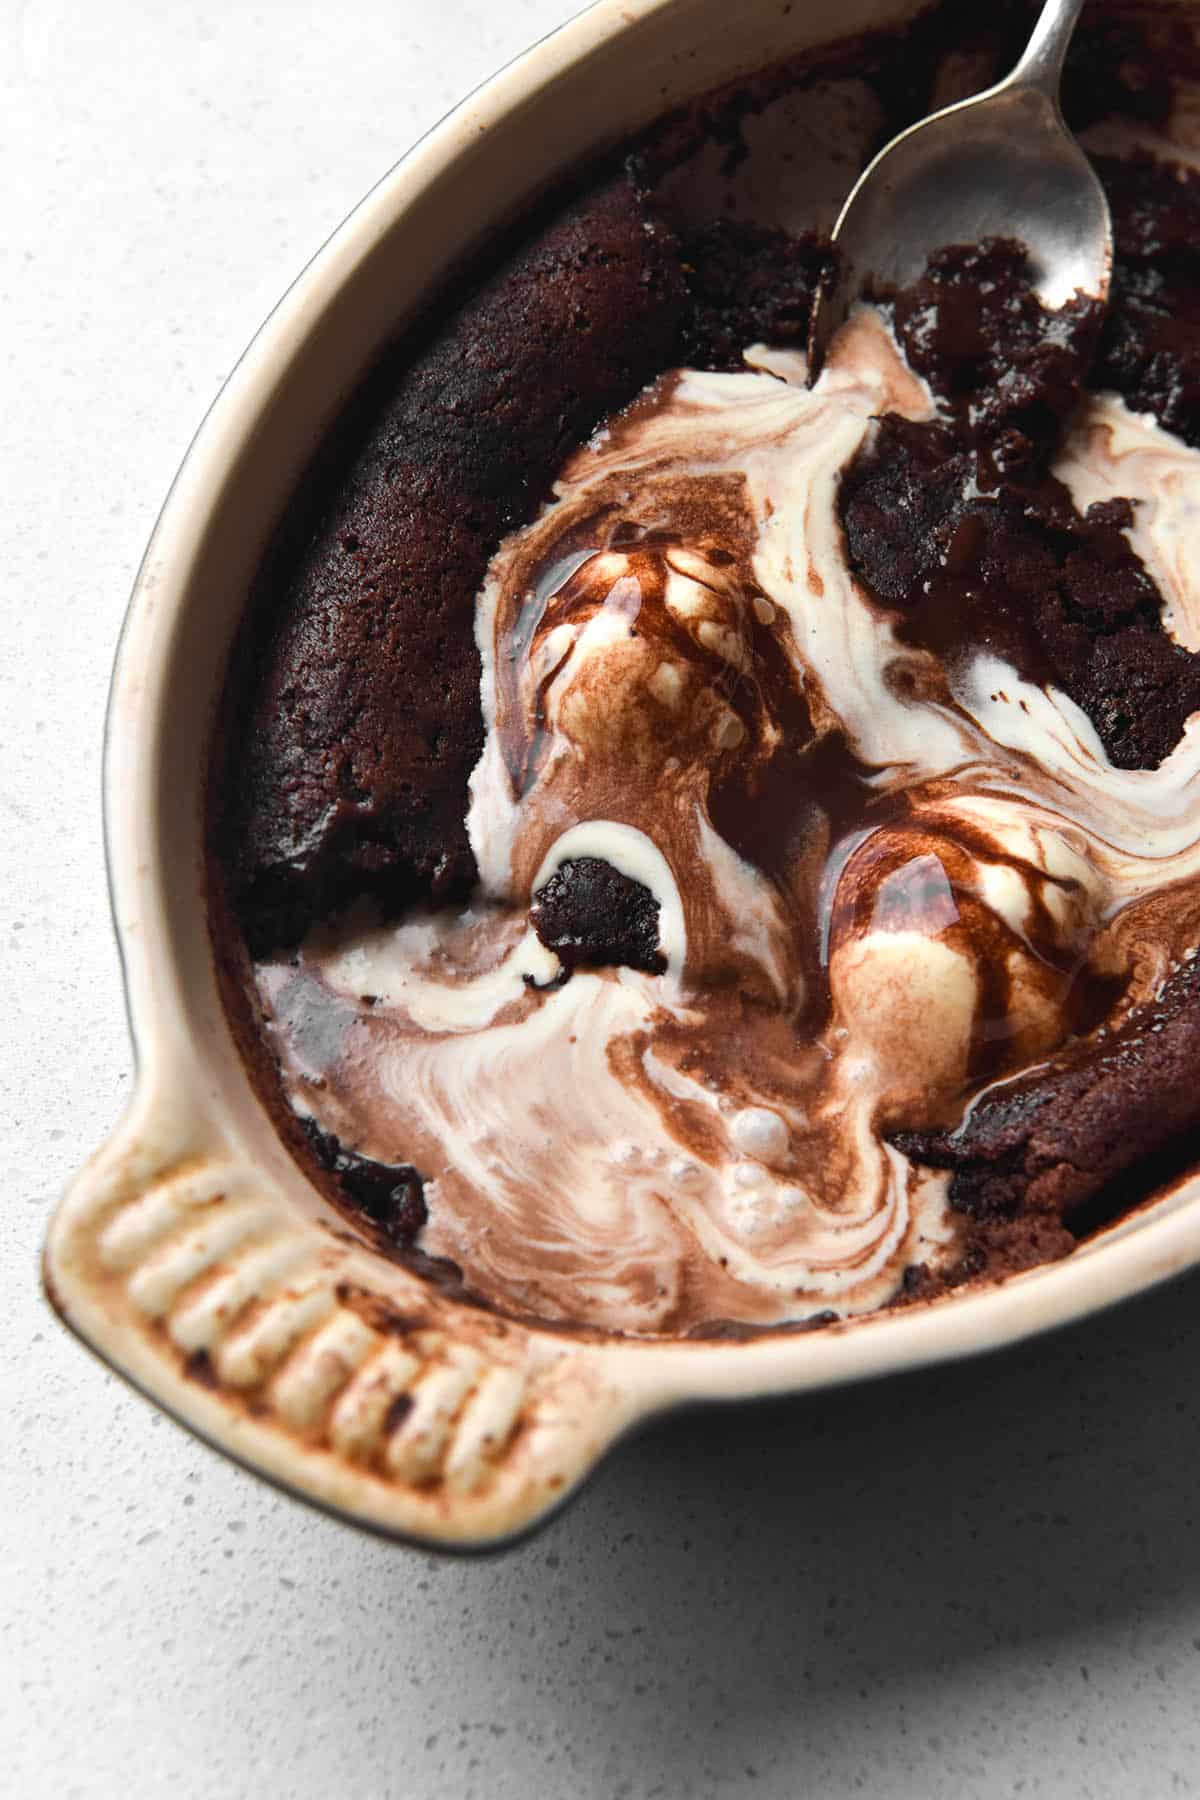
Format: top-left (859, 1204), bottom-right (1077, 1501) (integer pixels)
top-left (258, 309), bottom-right (1200, 1335)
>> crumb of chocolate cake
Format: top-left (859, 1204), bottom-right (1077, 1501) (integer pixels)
top-left (840, 412), bottom-right (1200, 771)
top-left (303, 1118), bottom-right (427, 1246)
top-left (531, 857), bottom-right (666, 976)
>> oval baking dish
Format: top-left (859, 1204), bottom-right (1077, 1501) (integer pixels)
top-left (45, 0), bottom-right (1200, 1549)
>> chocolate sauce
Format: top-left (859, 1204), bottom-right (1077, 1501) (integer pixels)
top-left (216, 1), bottom-right (1200, 1336)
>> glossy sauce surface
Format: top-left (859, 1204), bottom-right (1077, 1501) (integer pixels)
top-left (258, 299), bottom-right (1200, 1334)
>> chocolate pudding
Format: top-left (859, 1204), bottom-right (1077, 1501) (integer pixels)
top-left (210, 1), bottom-right (1200, 1336)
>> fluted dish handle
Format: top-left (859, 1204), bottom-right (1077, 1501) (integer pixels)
top-left (45, 1066), bottom-right (653, 1549)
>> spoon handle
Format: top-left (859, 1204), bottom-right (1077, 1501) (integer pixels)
top-left (1009, 0), bottom-right (1086, 99)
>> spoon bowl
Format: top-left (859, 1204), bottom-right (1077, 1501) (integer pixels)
top-left (808, 0), bottom-right (1112, 378)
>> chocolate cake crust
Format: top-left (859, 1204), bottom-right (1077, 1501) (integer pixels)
top-left (221, 174), bottom-right (689, 955)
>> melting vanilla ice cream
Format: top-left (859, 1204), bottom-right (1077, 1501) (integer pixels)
top-left (258, 310), bottom-right (1200, 1335)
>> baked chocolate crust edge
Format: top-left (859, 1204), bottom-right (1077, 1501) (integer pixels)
top-left (213, 168), bottom-right (693, 959)
top-left (203, 4), bottom-right (1200, 1333)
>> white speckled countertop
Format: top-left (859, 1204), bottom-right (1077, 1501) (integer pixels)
top-left (5, 3), bottom-right (1200, 1794)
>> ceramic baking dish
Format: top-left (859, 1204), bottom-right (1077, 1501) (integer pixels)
top-left (45, 0), bottom-right (1200, 1550)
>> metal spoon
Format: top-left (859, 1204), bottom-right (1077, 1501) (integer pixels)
top-left (807, 0), bottom-right (1112, 381)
